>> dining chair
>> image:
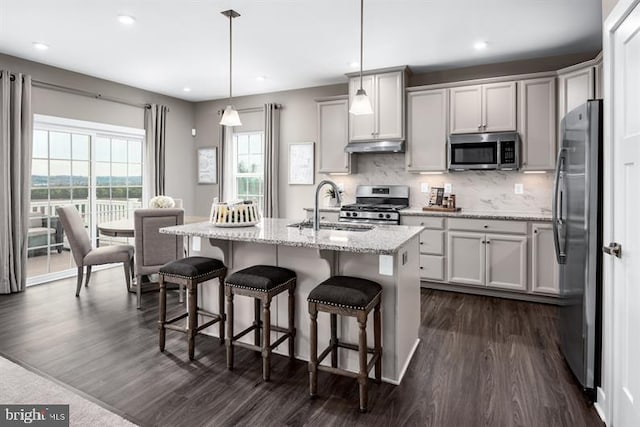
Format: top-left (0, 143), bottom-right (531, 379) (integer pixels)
top-left (133, 208), bottom-right (184, 309)
top-left (56, 205), bottom-right (134, 298)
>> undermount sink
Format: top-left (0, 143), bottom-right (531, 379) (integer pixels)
top-left (287, 222), bottom-right (374, 232)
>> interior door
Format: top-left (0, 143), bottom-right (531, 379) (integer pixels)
top-left (611, 3), bottom-right (640, 425)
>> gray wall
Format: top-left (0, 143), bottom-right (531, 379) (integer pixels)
top-left (0, 53), bottom-right (196, 212)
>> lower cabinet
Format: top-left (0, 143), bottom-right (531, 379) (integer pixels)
top-left (447, 231), bottom-right (527, 291)
top-left (531, 223), bottom-right (559, 294)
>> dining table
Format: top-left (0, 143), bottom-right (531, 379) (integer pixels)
top-left (97, 215), bottom-right (208, 238)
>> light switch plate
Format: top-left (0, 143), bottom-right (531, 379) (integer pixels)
top-left (444, 183), bottom-right (452, 193)
top-left (379, 255), bottom-right (394, 276)
top-left (514, 183), bottom-right (524, 194)
top-left (421, 183), bottom-right (430, 193)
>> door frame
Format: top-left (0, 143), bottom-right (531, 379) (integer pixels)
top-left (599, 0), bottom-right (640, 423)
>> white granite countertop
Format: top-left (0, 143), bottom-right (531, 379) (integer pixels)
top-left (160, 218), bottom-right (423, 255)
top-left (303, 206), bottom-right (552, 222)
top-left (400, 208), bottom-right (552, 222)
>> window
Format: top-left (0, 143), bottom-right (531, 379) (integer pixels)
top-left (28, 115), bottom-right (144, 284)
top-left (232, 132), bottom-right (264, 211)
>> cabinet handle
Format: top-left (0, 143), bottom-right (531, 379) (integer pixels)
top-left (420, 222), bottom-right (425, 226)
top-left (420, 266), bottom-right (424, 270)
top-left (483, 225), bottom-right (488, 229)
top-left (420, 242), bottom-right (424, 245)
top-left (534, 229), bottom-right (538, 234)
top-left (481, 240), bottom-right (486, 244)
top-left (478, 124), bottom-right (483, 129)
top-left (486, 241), bottom-right (491, 244)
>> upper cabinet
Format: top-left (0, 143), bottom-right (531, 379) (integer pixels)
top-left (450, 82), bottom-right (516, 134)
top-left (316, 96), bottom-right (351, 174)
top-left (518, 77), bottom-right (556, 170)
top-left (557, 65), bottom-right (594, 119)
top-left (348, 68), bottom-right (406, 141)
top-left (406, 88), bottom-right (448, 172)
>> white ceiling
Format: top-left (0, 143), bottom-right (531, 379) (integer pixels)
top-left (0, 0), bottom-right (602, 102)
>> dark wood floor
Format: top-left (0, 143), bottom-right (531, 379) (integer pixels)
top-left (0, 268), bottom-right (603, 427)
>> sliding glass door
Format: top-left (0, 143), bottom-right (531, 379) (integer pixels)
top-left (28, 116), bottom-right (144, 285)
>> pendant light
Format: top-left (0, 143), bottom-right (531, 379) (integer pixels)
top-left (349, 0), bottom-right (373, 115)
top-left (220, 9), bottom-right (242, 127)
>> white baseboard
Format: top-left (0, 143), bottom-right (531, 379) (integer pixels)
top-left (382, 338), bottom-right (421, 385)
top-left (594, 387), bottom-right (608, 425)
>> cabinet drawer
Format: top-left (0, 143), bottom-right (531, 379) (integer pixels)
top-left (420, 229), bottom-right (444, 255)
top-left (401, 216), bottom-right (445, 229)
top-left (420, 255), bottom-right (445, 281)
top-left (447, 218), bottom-right (526, 234)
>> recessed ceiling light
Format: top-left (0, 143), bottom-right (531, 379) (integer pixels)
top-left (474, 41), bottom-right (488, 50)
top-left (256, 76), bottom-right (266, 81)
top-left (32, 42), bottom-right (49, 51)
top-left (349, 61), bottom-right (359, 68)
top-left (118, 15), bottom-right (136, 25)
top-left (183, 87), bottom-right (191, 92)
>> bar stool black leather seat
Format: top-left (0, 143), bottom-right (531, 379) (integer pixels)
top-left (158, 256), bottom-right (227, 360)
top-left (225, 265), bottom-right (297, 381)
top-left (308, 276), bottom-right (382, 413)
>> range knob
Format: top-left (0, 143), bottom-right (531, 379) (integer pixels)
top-left (352, 212), bottom-right (358, 217)
top-left (385, 214), bottom-right (391, 219)
top-left (345, 212), bottom-right (351, 217)
top-left (378, 213), bottom-right (384, 218)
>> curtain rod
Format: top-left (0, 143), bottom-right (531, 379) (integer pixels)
top-left (33, 80), bottom-right (153, 110)
top-left (2, 71), bottom-right (161, 111)
top-left (216, 104), bottom-right (282, 116)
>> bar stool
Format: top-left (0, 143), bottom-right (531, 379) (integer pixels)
top-left (225, 265), bottom-right (297, 381)
top-left (158, 256), bottom-right (227, 360)
top-left (307, 276), bottom-right (382, 413)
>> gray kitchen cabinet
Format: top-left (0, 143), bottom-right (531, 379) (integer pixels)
top-left (531, 223), bottom-right (559, 295)
top-left (518, 77), bottom-right (557, 170)
top-left (401, 215), bottom-right (446, 282)
top-left (450, 82), bottom-right (516, 134)
top-left (485, 233), bottom-right (527, 291)
top-left (348, 70), bottom-right (405, 141)
top-left (406, 88), bottom-right (448, 172)
top-left (447, 219), bottom-right (527, 291)
top-left (447, 231), bottom-right (485, 286)
top-left (316, 96), bottom-right (351, 174)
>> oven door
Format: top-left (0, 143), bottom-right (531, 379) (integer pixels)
top-left (448, 141), bottom-right (498, 170)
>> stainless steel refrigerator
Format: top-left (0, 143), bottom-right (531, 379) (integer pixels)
top-left (553, 99), bottom-right (603, 399)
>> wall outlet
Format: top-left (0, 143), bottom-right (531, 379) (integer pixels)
top-left (421, 183), bottom-right (430, 193)
top-left (337, 182), bottom-right (345, 191)
top-left (514, 183), bottom-right (524, 194)
top-left (444, 183), bottom-right (452, 193)
top-left (192, 236), bottom-right (201, 251)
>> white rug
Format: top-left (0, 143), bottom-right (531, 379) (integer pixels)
top-left (0, 356), bottom-right (137, 426)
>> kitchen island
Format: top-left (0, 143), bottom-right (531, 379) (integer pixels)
top-left (160, 218), bottom-right (423, 384)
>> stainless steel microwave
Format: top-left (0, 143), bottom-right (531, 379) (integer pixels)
top-left (448, 132), bottom-right (520, 171)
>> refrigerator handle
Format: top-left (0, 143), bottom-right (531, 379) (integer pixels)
top-left (552, 149), bottom-right (567, 264)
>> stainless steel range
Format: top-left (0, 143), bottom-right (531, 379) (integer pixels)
top-left (339, 185), bottom-right (409, 225)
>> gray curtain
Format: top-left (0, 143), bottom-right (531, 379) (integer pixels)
top-left (144, 104), bottom-right (168, 197)
top-left (0, 71), bottom-right (33, 294)
top-left (263, 103), bottom-right (280, 217)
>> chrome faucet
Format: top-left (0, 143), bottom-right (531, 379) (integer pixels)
top-left (313, 180), bottom-right (342, 231)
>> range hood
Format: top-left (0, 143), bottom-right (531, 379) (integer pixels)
top-left (344, 140), bottom-right (405, 153)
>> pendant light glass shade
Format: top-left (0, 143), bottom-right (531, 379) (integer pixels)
top-left (220, 10), bottom-right (242, 127)
top-left (349, 88), bottom-right (373, 115)
top-left (351, 0), bottom-right (373, 116)
top-left (220, 105), bottom-right (242, 126)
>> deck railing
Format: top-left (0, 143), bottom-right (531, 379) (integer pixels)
top-left (29, 199), bottom-right (142, 225)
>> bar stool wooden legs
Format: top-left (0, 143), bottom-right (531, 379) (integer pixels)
top-left (158, 257), bottom-right (227, 360)
top-left (225, 265), bottom-right (297, 381)
top-left (308, 276), bottom-right (383, 413)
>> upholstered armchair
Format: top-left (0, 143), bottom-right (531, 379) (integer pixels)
top-left (133, 208), bottom-right (184, 309)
